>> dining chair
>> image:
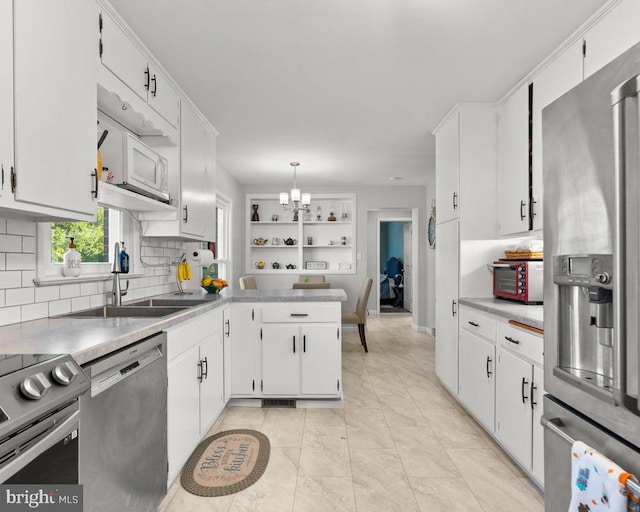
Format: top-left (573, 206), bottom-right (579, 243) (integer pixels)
top-left (341, 277), bottom-right (373, 352)
top-left (292, 282), bottom-right (331, 289)
top-left (298, 275), bottom-right (326, 283)
top-left (239, 276), bottom-right (258, 290)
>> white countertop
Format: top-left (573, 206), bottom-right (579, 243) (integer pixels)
top-left (459, 297), bottom-right (544, 331)
top-left (0, 288), bottom-right (347, 365)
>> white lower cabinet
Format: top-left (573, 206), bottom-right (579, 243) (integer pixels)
top-left (223, 306), bottom-right (232, 402)
top-left (456, 306), bottom-right (544, 488)
top-left (166, 308), bottom-right (225, 485)
top-left (459, 329), bottom-right (495, 432)
top-left (300, 325), bottom-right (341, 395)
top-left (230, 303), bottom-right (258, 396)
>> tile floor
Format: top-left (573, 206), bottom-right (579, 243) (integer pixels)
top-left (159, 314), bottom-right (544, 512)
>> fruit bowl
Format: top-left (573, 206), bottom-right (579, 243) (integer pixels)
top-left (201, 278), bottom-right (228, 294)
top-left (202, 285), bottom-right (227, 294)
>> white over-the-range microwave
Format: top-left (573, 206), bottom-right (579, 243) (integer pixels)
top-left (100, 122), bottom-right (170, 203)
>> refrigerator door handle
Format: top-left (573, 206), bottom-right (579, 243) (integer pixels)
top-left (610, 74), bottom-right (640, 407)
top-left (542, 416), bottom-right (575, 445)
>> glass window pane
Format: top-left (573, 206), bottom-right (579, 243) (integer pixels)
top-left (50, 206), bottom-right (110, 263)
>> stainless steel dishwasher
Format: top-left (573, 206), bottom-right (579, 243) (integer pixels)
top-left (80, 333), bottom-right (167, 512)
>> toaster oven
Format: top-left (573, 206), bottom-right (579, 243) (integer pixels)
top-left (492, 260), bottom-right (543, 304)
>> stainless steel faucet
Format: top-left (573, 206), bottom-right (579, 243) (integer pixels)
top-left (111, 242), bottom-right (129, 306)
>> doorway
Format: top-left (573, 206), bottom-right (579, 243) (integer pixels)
top-left (377, 218), bottom-right (412, 314)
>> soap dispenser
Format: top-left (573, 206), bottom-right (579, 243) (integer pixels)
top-left (119, 242), bottom-right (130, 274)
top-left (62, 237), bottom-right (81, 277)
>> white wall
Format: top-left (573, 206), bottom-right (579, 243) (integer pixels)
top-left (241, 184), bottom-right (429, 330)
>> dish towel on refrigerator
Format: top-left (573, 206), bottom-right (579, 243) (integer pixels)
top-left (569, 440), bottom-right (635, 512)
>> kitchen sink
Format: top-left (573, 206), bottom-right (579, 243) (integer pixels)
top-left (128, 298), bottom-right (210, 307)
top-left (63, 306), bottom-right (189, 318)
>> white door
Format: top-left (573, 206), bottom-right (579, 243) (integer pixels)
top-left (230, 304), bottom-right (255, 396)
top-left (262, 324), bottom-right (300, 395)
top-left (496, 348), bottom-right (533, 469)
top-left (458, 330), bottom-right (495, 432)
top-left (13, 0), bottom-right (96, 216)
top-left (100, 10), bottom-right (148, 101)
top-left (0, 0), bottom-right (12, 202)
top-left (147, 63), bottom-right (180, 128)
top-left (300, 325), bottom-right (340, 395)
top-left (435, 112), bottom-right (460, 223)
top-left (435, 219), bottom-right (459, 395)
top-left (531, 39), bottom-right (583, 231)
top-left (167, 346), bottom-right (201, 483)
top-left (180, 102), bottom-right (207, 237)
top-left (222, 306), bottom-right (232, 403)
top-left (403, 222), bottom-right (413, 312)
top-left (497, 84), bottom-right (529, 235)
top-left (583, 0), bottom-right (640, 78)
top-left (531, 365), bottom-right (545, 486)
top-left (199, 335), bottom-right (225, 435)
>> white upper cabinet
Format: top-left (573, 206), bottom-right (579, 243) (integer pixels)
top-left (99, 9), bottom-right (180, 128)
top-left (497, 84), bottom-right (529, 235)
top-left (0, 0), bottom-right (97, 221)
top-left (531, 39), bottom-right (584, 231)
top-left (434, 112), bottom-right (460, 224)
top-left (583, 0), bottom-right (640, 79)
top-left (0, 0), bottom-right (13, 202)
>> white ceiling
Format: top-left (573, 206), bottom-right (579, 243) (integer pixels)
top-left (110, 0), bottom-right (608, 188)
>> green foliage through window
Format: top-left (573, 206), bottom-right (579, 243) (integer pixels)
top-left (51, 207), bottom-right (109, 263)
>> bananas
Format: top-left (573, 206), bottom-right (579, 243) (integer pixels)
top-left (176, 261), bottom-right (192, 283)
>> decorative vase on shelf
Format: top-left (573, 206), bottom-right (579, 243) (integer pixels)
top-left (303, 209), bottom-right (312, 222)
top-left (316, 205), bottom-right (323, 222)
top-left (251, 204), bottom-right (260, 222)
top-left (327, 212), bottom-right (337, 222)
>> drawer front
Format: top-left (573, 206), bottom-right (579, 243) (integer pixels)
top-left (497, 321), bottom-right (543, 365)
top-left (459, 305), bottom-right (497, 341)
top-left (261, 303), bottom-right (339, 323)
top-left (167, 309), bottom-right (223, 361)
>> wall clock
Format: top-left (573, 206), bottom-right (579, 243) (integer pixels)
top-left (428, 204), bottom-right (436, 249)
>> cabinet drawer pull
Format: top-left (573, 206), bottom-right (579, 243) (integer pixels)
top-left (520, 200), bottom-right (526, 221)
top-left (486, 356), bottom-right (492, 378)
top-left (293, 335), bottom-right (296, 354)
top-left (468, 321), bottom-right (479, 327)
top-left (521, 377), bottom-right (529, 403)
top-left (290, 313), bottom-right (309, 317)
top-left (505, 336), bottom-right (520, 345)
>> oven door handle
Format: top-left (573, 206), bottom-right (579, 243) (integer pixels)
top-left (490, 263), bottom-right (516, 268)
top-left (0, 410), bottom-right (79, 483)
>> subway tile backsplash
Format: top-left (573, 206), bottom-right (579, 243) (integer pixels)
top-left (0, 217), bottom-right (187, 327)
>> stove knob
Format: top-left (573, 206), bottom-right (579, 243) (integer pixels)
top-left (20, 372), bottom-right (52, 400)
top-left (51, 362), bottom-right (79, 386)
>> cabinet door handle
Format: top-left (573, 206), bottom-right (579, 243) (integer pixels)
top-left (183, 205), bottom-right (188, 223)
top-left (144, 65), bottom-right (150, 90)
top-left (452, 192), bottom-right (458, 210)
top-left (290, 313), bottom-right (309, 317)
top-left (225, 319), bottom-right (230, 337)
top-left (1, 164), bottom-right (4, 190)
top-left (151, 74), bottom-right (157, 97)
top-left (521, 377), bottom-right (529, 404)
top-left (293, 335), bottom-right (296, 354)
top-left (505, 336), bottom-right (520, 345)
top-left (531, 199), bottom-right (537, 219)
top-left (468, 321), bottom-right (479, 327)
top-left (520, 200), bottom-right (526, 221)
top-left (303, 335), bottom-right (306, 353)
top-left (451, 300), bottom-right (457, 317)
top-left (202, 357), bottom-right (208, 379)
top-left (486, 356), bottom-right (492, 378)
top-left (197, 360), bottom-right (203, 383)
top-left (530, 381), bottom-right (537, 410)
top-left (91, 169), bottom-right (99, 198)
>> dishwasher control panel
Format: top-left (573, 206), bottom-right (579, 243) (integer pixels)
top-left (91, 346), bottom-right (162, 397)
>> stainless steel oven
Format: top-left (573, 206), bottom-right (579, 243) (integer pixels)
top-left (492, 260), bottom-right (544, 304)
top-left (0, 355), bottom-right (89, 484)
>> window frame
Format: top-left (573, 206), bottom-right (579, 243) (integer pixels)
top-left (213, 192), bottom-right (232, 282)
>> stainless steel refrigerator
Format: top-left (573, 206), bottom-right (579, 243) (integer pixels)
top-left (543, 41), bottom-right (640, 510)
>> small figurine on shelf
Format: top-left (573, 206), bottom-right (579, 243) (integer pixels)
top-left (251, 204), bottom-right (260, 222)
top-left (293, 211), bottom-right (299, 222)
top-left (327, 211), bottom-right (337, 222)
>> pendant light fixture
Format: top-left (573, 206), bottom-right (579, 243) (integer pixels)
top-left (279, 162), bottom-right (311, 214)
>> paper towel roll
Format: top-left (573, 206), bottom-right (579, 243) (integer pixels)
top-left (187, 249), bottom-right (214, 267)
